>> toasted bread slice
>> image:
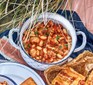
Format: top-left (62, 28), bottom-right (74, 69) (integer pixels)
top-left (20, 77), bottom-right (37, 85)
top-left (63, 51), bottom-right (93, 77)
top-left (85, 70), bottom-right (93, 85)
top-left (51, 67), bottom-right (85, 85)
top-left (0, 81), bottom-right (7, 85)
top-left (44, 65), bottom-right (62, 85)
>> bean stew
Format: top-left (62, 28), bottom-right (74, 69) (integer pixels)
top-left (22, 20), bottom-right (72, 63)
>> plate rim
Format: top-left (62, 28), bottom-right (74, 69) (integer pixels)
top-left (0, 62), bottom-right (45, 85)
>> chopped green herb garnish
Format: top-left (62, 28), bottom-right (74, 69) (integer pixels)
top-left (65, 44), bottom-right (68, 47)
top-left (45, 32), bottom-right (49, 36)
top-left (59, 45), bottom-right (62, 49)
top-left (56, 35), bottom-right (60, 41)
top-left (34, 31), bottom-right (38, 36)
top-left (44, 27), bottom-right (48, 30)
top-left (27, 44), bottom-right (30, 48)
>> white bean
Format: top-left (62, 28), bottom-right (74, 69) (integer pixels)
top-left (36, 56), bottom-right (40, 60)
top-left (43, 48), bottom-right (47, 54)
top-left (64, 50), bottom-right (69, 55)
top-left (30, 31), bottom-right (35, 36)
top-left (39, 35), bottom-right (47, 40)
top-left (63, 29), bottom-right (67, 34)
top-left (30, 37), bottom-right (40, 43)
top-left (39, 40), bottom-right (43, 46)
top-left (37, 46), bottom-right (42, 50)
top-left (57, 54), bottom-right (62, 59)
top-left (37, 50), bottom-right (40, 55)
top-left (30, 49), bottom-right (36, 57)
top-left (32, 44), bottom-right (35, 48)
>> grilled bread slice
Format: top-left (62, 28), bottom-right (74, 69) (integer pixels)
top-left (51, 67), bottom-right (85, 85)
top-left (0, 81), bottom-right (7, 85)
top-left (63, 51), bottom-right (93, 77)
top-left (44, 65), bottom-right (62, 85)
top-left (85, 70), bottom-right (93, 85)
top-left (20, 77), bottom-right (37, 85)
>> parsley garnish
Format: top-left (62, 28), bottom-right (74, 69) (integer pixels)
top-left (44, 27), bottom-right (48, 30)
top-left (65, 44), bottom-right (68, 47)
top-left (34, 31), bottom-right (38, 36)
top-left (45, 32), bottom-right (49, 36)
top-left (59, 45), bottom-right (62, 49)
top-left (27, 44), bottom-right (30, 48)
top-left (56, 35), bottom-right (60, 41)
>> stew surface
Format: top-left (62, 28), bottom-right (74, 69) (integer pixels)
top-left (22, 20), bottom-right (72, 63)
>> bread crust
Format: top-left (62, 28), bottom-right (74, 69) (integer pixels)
top-left (51, 67), bottom-right (85, 85)
top-left (20, 77), bottom-right (36, 85)
top-left (85, 70), bottom-right (93, 85)
top-left (44, 65), bottom-right (62, 85)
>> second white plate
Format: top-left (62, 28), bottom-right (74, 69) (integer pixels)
top-left (0, 62), bottom-right (45, 85)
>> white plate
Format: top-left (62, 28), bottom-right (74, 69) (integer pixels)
top-left (0, 62), bottom-right (45, 85)
top-left (0, 74), bottom-right (17, 85)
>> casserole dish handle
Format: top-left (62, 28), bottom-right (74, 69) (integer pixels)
top-left (8, 28), bottom-right (20, 50)
top-left (74, 31), bottom-right (87, 52)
